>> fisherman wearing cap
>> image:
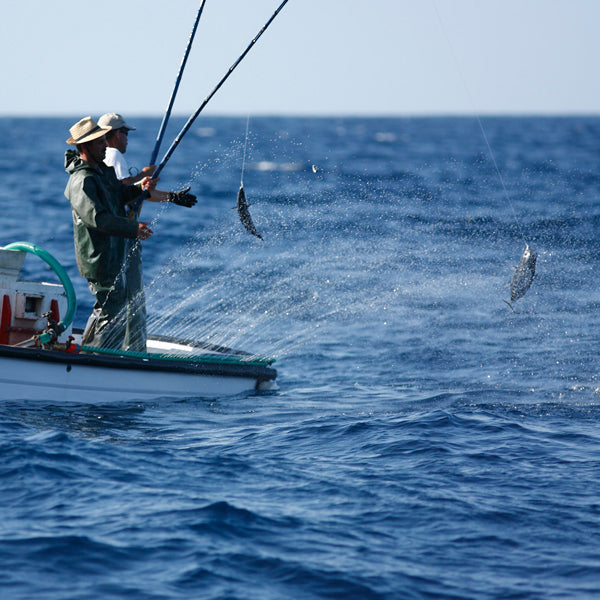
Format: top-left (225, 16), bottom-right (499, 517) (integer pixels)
top-left (64, 116), bottom-right (159, 351)
top-left (95, 113), bottom-right (197, 352)
top-left (98, 113), bottom-right (156, 185)
top-left (98, 113), bottom-right (197, 205)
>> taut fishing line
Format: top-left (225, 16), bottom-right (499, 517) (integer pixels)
top-left (431, 1), bottom-right (537, 307)
top-left (241, 114), bottom-right (250, 187)
top-left (236, 116), bottom-right (263, 239)
top-left (431, 1), bottom-right (526, 241)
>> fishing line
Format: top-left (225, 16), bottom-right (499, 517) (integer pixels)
top-left (431, 1), bottom-right (528, 244)
top-left (236, 115), bottom-right (263, 239)
top-left (240, 115), bottom-right (250, 186)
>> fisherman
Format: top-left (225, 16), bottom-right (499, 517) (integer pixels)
top-left (98, 112), bottom-right (156, 184)
top-left (98, 112), bottom-right (198, 207)
top-left (64, 116), bottom-right (156, 351)
top-left (96, 113), bottom-right (197, 351)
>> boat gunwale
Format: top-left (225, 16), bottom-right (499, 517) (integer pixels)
top-left (0, 343), bottom-right (277, 382)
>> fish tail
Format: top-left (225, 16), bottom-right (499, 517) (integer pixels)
top-left (503, 299), bottom-right (515, 312)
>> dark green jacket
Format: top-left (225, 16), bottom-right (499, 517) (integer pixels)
top-left (64, 150), bottom-right (140, 283)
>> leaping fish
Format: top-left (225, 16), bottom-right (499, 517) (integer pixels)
top-left (505, 244), bottom-right (537, 311)
top-left (236, 183), bottom-right (263, 240)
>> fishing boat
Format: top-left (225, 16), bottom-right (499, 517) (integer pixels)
top-left (0, 3), bottom-right (295, 403)
top-left (0, 242), bottom-right (277, 402)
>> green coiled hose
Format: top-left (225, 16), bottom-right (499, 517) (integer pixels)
top-left (3, 241), bottom-right (77, 335)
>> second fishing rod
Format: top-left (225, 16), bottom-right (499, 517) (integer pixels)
top-left (130, 0), bottom-right (291, 216)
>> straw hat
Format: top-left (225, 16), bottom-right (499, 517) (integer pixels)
top-left (66, 116), bottom-right (110, 145)
top-left (98, 113), bottom-right (136, 131)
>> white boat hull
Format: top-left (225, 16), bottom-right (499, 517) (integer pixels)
top-left (0, 341), bottom-right (277, 403)
top-left (0, 244), bottom-right (278, 402)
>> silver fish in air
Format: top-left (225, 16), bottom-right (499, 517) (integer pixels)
top-left (236, 184), bottom-right (263, 240)
top-left (505, 244), bottom-right (537, 311)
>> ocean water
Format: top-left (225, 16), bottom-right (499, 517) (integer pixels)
top-left (0, 115), bottom-right (599, 599)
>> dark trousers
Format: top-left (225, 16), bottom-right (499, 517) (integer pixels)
top-left (123, 240), bottom-right (147, 352)
top-left (82, 276), bottom-right (128, 350)
top-left (82, 241), bottom-right (147, 352)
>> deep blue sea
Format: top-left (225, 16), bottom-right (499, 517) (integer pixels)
top-left (1, 115), bottom-right (600, 599)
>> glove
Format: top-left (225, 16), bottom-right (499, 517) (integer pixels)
top-left (168, 187), bottom-right (197, 207)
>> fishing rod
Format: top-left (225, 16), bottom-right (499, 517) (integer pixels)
top-left (133, 1), bottom-right (207, 217)
top-left (151, 0), bottom-right (291, 182)
top-left (151, 1), bottom-right (207, 166)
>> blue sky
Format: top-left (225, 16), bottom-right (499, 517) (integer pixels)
top-left (1, 0), bottom-right (599, 116)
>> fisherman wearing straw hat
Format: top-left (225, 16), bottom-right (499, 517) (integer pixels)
top-left (64, 116), bottom-right (157, 351)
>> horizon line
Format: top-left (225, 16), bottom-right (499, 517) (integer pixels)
top-left (1, 111), bottom-right (599, 119)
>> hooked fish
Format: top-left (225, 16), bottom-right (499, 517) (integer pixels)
top-left (505, 244), bottom-right (537, 311)
top-left (236, 183), bottom-right (263, 240)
